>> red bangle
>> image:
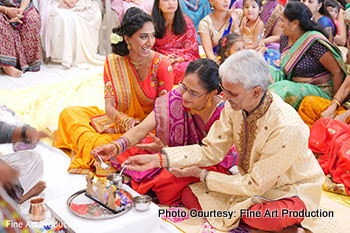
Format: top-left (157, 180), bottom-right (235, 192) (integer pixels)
top-left (157, 152), bottom-right (163, 167)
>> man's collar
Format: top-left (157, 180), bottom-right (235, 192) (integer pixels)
top-left (242, 90), bottom-right (273, 121)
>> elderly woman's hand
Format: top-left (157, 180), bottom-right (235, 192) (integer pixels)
top-left (135, 133), bottom-right (164, 152)
top-left (91, 143), bottom-right (119, 161)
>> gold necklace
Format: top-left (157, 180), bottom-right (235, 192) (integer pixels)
top-left (129, 56), bottom-right (147, 70)
top-left (190, 97), bottom-right (212, 115)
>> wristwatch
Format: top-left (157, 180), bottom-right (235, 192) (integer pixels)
top-left (21, 125), bottom-right (30, 143)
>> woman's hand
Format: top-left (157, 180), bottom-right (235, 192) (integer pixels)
top-left (334, 110), bottom-right (350, 123)
top-left (123, 154), bottom-right (159, 171)
top-left (230, 9), bottom-right (240, 27)
top-left (320, 104), bottom-right (337, 119)
top-left (127, 118), bottom-right (140, 130)
top-left (169, 166), bottom-right (202, 178)
top-left (173, 56), bottom-right (184, 64)
top-left (91, 143), bottom-right (119, 161)
top-left (100, 126), bottom-right (116, 134)
top-left (64, 0), bottom-right (78, 8)
top-left (135, 133), bottom-right (164, 152)
top-left (6, 8), bottom-right (23, 21)
top-left (166, 54), bottom-right (176, 64)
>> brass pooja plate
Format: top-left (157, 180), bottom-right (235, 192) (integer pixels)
top-left (67, 189), bottom-right (133, 219)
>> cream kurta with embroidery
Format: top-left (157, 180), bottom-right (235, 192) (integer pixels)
top-left (162, 92), bottom-right (326, 232)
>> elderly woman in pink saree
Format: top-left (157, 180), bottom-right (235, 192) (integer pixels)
top-left (0, 0), bottom-right (41, 78)
top-left (92, 59), bottom-right (237, 206)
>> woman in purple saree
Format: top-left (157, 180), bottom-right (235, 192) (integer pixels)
top-left (92, 58), bottom-right (237, 206)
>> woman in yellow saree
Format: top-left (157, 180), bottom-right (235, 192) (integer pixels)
top-left (298, 75), bottom-right (350, 127)
top-left (54, 7), bottom-right (174, 175)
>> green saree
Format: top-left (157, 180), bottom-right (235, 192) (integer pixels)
top-left (269, 31), bottom-right (347, 110)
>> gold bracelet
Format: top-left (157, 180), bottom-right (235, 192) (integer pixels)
top-left (332, 98), bottom-right (341, 107)
top-left (4, 7), bottom-right (8, 15)
top-left (109, 141), bottom-right (121, 154)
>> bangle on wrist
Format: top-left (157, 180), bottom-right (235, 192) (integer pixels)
top-left (157, 152), bottom-right (163, 167)
top-left (203, 170), bottom-right (210, 190)
top-left (332, 98), bottom-right (341, 107)
top-left (4, 7), bottom-right (8, 15)
top-left (200, 169), bottom-right (208, 182)
top-left (160, 148), bottom-right (170, 171)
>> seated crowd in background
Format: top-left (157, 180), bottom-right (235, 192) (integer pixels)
top-left (2, 0), bottom-right (350, 232)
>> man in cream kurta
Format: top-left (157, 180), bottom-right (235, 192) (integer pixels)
top-left (124, 51), bottom-right (326, 232)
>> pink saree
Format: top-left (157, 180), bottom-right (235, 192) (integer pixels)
top-left (112, 88), bottom-right (237, 205)
top-left (0, 1), bottom-right (41, 72)
top-left (153, 16), bottom-right (200, 84)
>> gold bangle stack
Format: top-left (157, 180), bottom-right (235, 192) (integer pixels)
top-left (113, 112), bottom-right (133, 132)
top-left (332, 98), bottom-right (341, 107)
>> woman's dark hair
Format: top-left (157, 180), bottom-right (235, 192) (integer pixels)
top-left (325, 0), bottom-right (340, 9)
top-left (184, 58), bottom-right (222, 94)
top-left (243, 0), bottom-right (262, 8)
top-left (284, 1), bottom-right (329, 38)
top-left (152, 0), bottom-right (186, 38)
top-left (217, 33), bottom-right (244, 64)
top-left (111, 7), bottom-right (153, 56)
top-left (318, 0), bottom-right (338, 36)
top-left (336, 0), bottom-right (346, 8)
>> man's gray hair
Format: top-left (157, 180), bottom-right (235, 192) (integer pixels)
top-left (219, 50), bottom-right (270, 92)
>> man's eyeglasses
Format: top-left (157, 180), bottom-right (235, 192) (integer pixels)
top-left (179, 81), bottom-right (208, 99)
top-left (218, 83), bottom-right (236, 99)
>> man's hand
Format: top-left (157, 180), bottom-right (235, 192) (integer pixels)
top-left (123, 154), bottom-right (159, 171)
top-left (25, 127), bottom-right (48, 144)
top-left (169, 166), bottom-right (202, 178)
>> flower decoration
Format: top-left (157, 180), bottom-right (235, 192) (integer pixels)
top-left (222, 37), bottom-right (227, 47)
top-left (110, 33), bottom-right (123, 44)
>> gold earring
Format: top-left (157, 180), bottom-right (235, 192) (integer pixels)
top-left (211, 4), bottom-right (214, 10)
top-left (127, 43), bottom-right (132, 51)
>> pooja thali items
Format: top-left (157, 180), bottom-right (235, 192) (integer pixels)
top-left (29, 196), bottom-right (46, 222)
top-left (132, 195), bottom-right (152, 212)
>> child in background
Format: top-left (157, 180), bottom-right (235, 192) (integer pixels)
top-left (240, 0), bottom-right (264, 49)
top-left (198, 0), bottom-right (242, 60)
top-left (326, 0), bottom-right (341, 36)
top-left (216, 33), bottom-right (245, 64)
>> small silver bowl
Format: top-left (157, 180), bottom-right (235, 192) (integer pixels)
top-left (107, 173), bottom-right (123, 187)
top-left (132, 195), bottom-right (152, 211)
